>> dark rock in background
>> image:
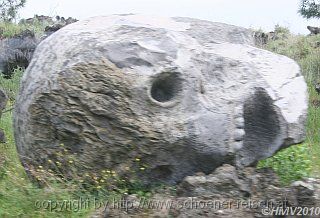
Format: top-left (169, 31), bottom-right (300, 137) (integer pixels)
top-left (307, 26), bottom-right (320, 35)
top-left (43, 16), bottom-right (78, 37)
top-left (44, 23), bottom-right (65, 35)
top-left (0, 15), bottom-right (78, 78)
top-left (19, 15), bottom-right (54, 25)
top-left (253, 31), bottom-right (279, 46)
top-left (0, 29), bottom-right (38, 78)
top-left (0, 89), bottom-right (7, 143)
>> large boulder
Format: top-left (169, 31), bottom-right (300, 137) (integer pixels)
top-left (14, 15), bottom-right (308, 184)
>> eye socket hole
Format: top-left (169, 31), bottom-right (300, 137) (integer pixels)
top-left (150, 72), bottom-right (182, 103)
top-left (243, 88), bottom-right (280, 147)
top-left (238, 88), bottom-right (281, 166)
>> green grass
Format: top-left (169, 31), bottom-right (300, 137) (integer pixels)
top-left (0, 117), bottom-right (91, 217)
top-left (0, 115), bottom-right (92, 217)
top-left (0, 20), bottom-right (45, 38)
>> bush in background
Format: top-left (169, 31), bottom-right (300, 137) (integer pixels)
top-left (0, 0), bottom-right (26, 22)
top-left (299, 0), bottom-right (320, 19)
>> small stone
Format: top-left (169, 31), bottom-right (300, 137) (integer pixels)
top-left (232, 141), bottom-right (243, 151)
top-left (235, 117), bottom-right (244, 128)
top-left (234, 129), bottom-right (245, 141)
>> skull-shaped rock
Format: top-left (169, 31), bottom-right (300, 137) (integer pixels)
top-left (14, 15), bottom-right (308, 184)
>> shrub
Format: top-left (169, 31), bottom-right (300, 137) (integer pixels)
top-left (0, 0), bottom-right (26, 22)
top-left (299, 0), bottom-right (320, 19)
top-left (258, 144), bottom-right (312, 185)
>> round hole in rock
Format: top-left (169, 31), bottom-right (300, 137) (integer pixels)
top-left (150, 72), bottom-right (182, 103)
top-left (240, 88), bottom-right (281, 165)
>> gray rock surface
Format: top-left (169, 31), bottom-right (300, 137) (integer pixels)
top-left (14, 15), bottom-right (308, 184)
